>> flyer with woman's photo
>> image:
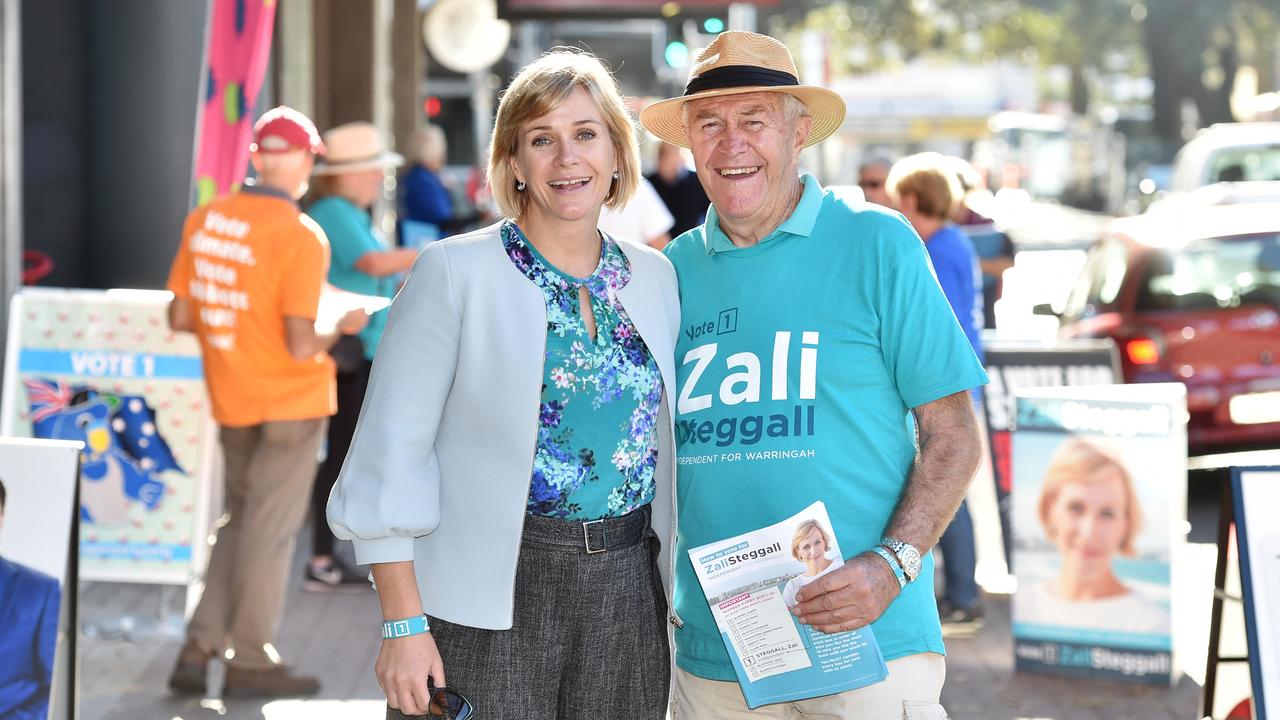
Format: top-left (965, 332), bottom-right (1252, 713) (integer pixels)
top-left (687, 501), bottom-right (888, 709)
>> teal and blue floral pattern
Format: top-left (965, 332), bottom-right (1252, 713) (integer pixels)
top-left (503, 221), bottom-right (663, 520)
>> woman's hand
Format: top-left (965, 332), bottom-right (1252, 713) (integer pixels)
top-left (376, 632), bottom-right (446, 716)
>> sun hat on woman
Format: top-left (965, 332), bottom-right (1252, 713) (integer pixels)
top-left (313, 122), bottom-right (404, 175)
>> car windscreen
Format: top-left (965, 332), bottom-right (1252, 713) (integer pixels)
top-left (1136, 232), bottom-right (1280, 312)
top-left (1207, 144), bottom-right (1280, 183)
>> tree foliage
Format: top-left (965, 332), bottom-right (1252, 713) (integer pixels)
top-left (774, 0), bottom-right (1279, 148)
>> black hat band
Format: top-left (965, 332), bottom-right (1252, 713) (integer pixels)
top-left (684, 65), bottom-right (799, 96)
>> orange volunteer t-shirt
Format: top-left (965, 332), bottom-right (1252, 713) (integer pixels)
top-left (167, 187), bottom-right (337, 427)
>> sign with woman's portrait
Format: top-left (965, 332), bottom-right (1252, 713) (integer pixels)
top-left (1010, 383), bottom-right (1187, 686)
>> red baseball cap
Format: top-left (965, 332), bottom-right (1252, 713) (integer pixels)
top-left (250, 106), bottom-right (326, 155)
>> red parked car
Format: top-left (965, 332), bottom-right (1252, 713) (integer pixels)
top-left (1042, 191), bottom-right (1280, 453)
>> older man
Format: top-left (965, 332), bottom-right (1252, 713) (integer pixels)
top-left (641, 32), bottom-right (987, 718)
top-left (165, 107), bottom-right (367, 698)
top-left (858, 152), bottom-right (896, 207)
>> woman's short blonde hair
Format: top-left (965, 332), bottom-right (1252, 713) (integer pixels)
top-left (1037, 437), bottom-right (1143, 556)
top-left (886, 151), bottom-right (962, 220)
top-left (487, 49), bottom-right (640, 221)
top-left (790, 520), bottom-right (832, 562)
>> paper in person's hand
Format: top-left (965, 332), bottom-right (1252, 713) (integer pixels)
top-left (686, 501), bottom-right (888, 708)
top-left (315, 285), bottom-right (392, 334)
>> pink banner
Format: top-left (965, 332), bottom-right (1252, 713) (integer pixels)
top-left (192, 0), bottom-right (278, 207)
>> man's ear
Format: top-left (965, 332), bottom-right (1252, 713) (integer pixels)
top-left (793, 114), bottom-right (814, 152)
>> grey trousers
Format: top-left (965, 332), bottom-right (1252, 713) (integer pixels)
top-left (388, 507), bottom-right (670, 720)
top-left (186, 418), bottom-right (326, 669)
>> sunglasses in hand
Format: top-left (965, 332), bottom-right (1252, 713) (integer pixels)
top-left (426, 685), bottom-right (474, 720)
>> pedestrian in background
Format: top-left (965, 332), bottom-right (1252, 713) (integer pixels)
top-left (646, 140), bottom-right (709, 238)
top-left (888, 151), bottom-right (986, 629)
top-left (949, 157), bottom-right (1015, 330)
top-left (857, 152), bottom-right (895, 207)
top-left (304, 121), bottom-right (418, 593)
top-left (165, 106), bottom-right (367, 698)
top-left (327, 49), bottom-right (679, 720)
top-left (398, 124), bottom-right (455, 248)
top-left (597, 174), bottom-right (675, 248)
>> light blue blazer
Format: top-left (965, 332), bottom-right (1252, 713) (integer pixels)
top-left (328, 221), bottom-right (681, 630)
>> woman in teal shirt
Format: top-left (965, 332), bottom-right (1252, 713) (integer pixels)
top-left (304, 122), bottom-right (417, 591)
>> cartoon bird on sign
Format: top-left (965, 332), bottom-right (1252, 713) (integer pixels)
top-left (24, 379), bottom-right (181, 526)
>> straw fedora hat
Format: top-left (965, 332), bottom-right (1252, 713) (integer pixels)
top-left (312, 122), bottom-right (405, 175)
top-left (640, 31), bottom-right (846, 150)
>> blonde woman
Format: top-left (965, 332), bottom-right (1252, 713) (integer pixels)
top-left (328, 50), bottom-right (679, 720)
top-left (1015, 437), bottom-right (1170, 634)
top-left (781, 520), bottom-right (840, 609)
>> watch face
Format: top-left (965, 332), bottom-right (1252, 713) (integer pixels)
top-left (884, 538), bottom-right (922, 581)
top-left (900, 548), bottom-right (922, 580)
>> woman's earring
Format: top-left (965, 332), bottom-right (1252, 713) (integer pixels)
top-left (611, 171), bottom-right (619, 181)
top-left (516, 181), bottom-right (526, 191)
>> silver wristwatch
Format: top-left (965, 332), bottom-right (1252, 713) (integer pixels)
top-left (880, 537), bottom-right (922, 583)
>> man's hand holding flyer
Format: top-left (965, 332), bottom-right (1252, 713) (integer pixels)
top-left (687, 501), bottom-right (888, 708)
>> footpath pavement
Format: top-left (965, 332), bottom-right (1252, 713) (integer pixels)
top-left (939, 596), bottom-right (1202, 720)
top-left (76, 538), bottom-right (1244, 720)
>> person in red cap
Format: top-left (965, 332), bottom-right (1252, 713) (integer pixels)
top-left (163, 105), bottom-right (367, 699)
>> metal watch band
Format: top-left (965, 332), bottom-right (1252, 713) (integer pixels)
top-left (382, 614), bottom-right (430, 639)
top-left (880, 536), bottom-right (922, 583)
top-left (871, 545), bottom-right (907, 590)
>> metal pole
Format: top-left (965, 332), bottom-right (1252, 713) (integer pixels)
top-left (372, 0), bottom-right (395, 235)
top-left (187, 0), bottom-right (215, 209)
top-left (1, 0), bottom-right (24, 369)
top-left (727, 3), bottom-right (756, 33)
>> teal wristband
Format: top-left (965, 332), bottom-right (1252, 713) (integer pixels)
top-left (382, 614), bottom-right (430, 639)
top-left (871, 546), bottom-right (907, 590)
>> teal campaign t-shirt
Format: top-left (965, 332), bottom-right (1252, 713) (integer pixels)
top-left (664, 174), bottom-right (988, 681)
top-left (307, 196), bottom-right (395, 360)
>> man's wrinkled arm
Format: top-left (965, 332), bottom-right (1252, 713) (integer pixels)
top-left (885, 390), bottom-right (983, 552)
top-left (790, 390), bottom-right (982, 633)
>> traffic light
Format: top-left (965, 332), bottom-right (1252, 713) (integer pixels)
top-left (703, 17), bottom-right (724, 34)
top-left (665, 40), bottom-right (689, 68)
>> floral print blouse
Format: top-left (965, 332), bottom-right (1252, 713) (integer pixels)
top-left (502, 221), bottom-right (663, 520)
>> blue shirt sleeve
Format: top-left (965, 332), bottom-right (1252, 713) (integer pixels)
top-left (925, 226), bottom-right (984, 357)
top-left (402, 167), bottom-right (454, 226)
top-left (877, 220), bottom-right (988, 408)
top-left (926, 232), bottom-right (975, 329)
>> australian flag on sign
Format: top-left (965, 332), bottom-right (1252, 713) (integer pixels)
top-left (25, 378), bottom-right (183, 525)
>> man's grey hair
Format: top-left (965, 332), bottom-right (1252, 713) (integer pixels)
top-left (681, 92), bottom-right (810, 131)
top-left (778, 93), bottom-right (809, 125)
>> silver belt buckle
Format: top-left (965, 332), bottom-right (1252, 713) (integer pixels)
top-left (582, 518), bottom-right (608, 554)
